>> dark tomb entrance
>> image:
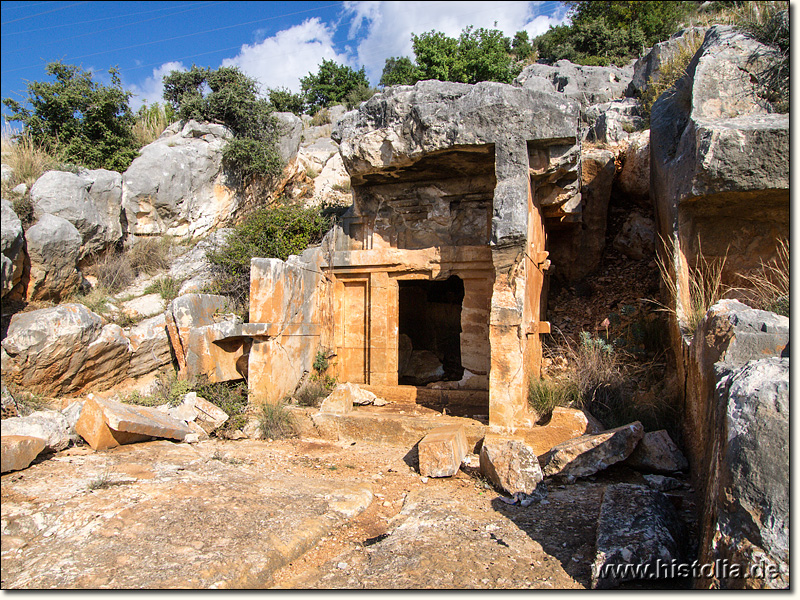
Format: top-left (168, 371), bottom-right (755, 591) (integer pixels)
top-left (398, 275), bottom-right (465, 385)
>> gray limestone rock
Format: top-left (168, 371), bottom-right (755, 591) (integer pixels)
top-left (515, 59), bottom-right (633, 107)
top-left (591, 483), bottom-right (684, 589)
top-left (1, 410), bottom-right (72, 452)
top-left (274, 111), bottom-right (303, 164)
top-left (625, 430), bottom-right (688, 474)
top-left (1, 198), bottom-right (25, 297)
top-left (25, 213), bottom-right (82, 301)
top-left (612, 213), bottom-right (655, 261)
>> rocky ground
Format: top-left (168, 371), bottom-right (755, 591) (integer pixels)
top-left (1, 435), bottom-right (699, 590)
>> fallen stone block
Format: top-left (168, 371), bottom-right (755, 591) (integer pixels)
top-left (319, 383), bottom-right (357, 414)
top-left (479, 434), bottom-right (543, 495)
top-left (625, 430), bottom-right (688, 474)
top-left (540, 421), bottom-right (644, 483)
top-left (1, 435), bottom-right (47, 473)
top-left (1, 410), bottom-right (72, 452)
top-left (75, 397), bottom-right (190, 451)
top-left (591, 483), bottom-right (684, 589)
top-left (188, 392), bottom-right (229, 430)
top-left (418, 424), bottom-right (468, 478)
top-left (642, 474), bottom-right (682, 492)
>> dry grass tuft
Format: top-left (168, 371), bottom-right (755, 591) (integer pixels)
top-left (735, 238), bottom-right (789, 316)
top-left (1, 130), bottom-right (65, 190)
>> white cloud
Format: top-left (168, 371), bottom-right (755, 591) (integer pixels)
top-left (343, 1), bottom-right (570, 84)
top-left (222, 17), bottom-right (351, 93)
top-left (128, 61), bottom-right (186, 111)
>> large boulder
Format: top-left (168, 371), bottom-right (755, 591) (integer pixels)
top-left (1, 435), bottom-right (47, 473)
top-left (127, 314), bottom-right (172, 379)
top-left (616, 130), bottom-right (650, 203)
top-left (0, 410), bottom-right (72, 452)
top-left (25, 213), bottom-right (82, 302)
top-left (0, 304), bottom-right (130, 396)
top-left (584, 98), bottom-right (645, 144)
top-left (1, 198), bottom-right (25, 297)
top-left (624, 429), bottom-right (688, 474)
top-left (30, 169), bottom-right (123, 258)
top-left (480, 434), bottom-right (543, 495)
top-left (273, 111), bottom-right (303, 164)
top-left (121, 120), bottom-right (238, 238)
top-left (514, 60), bottom-right (633, 107)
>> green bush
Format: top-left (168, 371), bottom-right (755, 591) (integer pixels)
top-left (162, 65), bottom-right (283, 183)
top-left (301, 59), bottom-right (371, 114)
top-left (192, 380), bottom-right (249, 432)
top-left (528, 377), bottom-right (579, 422)
top-left (206, 203), bottom-right (335, 310)
top-left (380, 56), bottom-right (420, 87)
top-left (2, 62), bottom-right (139, 171)
top-left (736, 3), bottom-right (789, 112)
top-left (257, 401), bottom-right (297, 439)
top-left (268, 87), bottom-right (306, 115)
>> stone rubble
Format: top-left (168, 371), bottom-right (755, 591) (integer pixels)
top-left (480, 434), bottom-right (543, 495)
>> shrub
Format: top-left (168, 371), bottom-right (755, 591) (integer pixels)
top-left (257, 401), bottom-right (297, 439)
top-left (301, 59), bottom-right (371, 114)
top-left (125, 372), bottom-right (192, 408)
top-left (11, 195), bottom-right (35, 228)
top-left (310, 108), bottom-right (331, 127)
top-left (2, 62), bottom-right (139, 171)
top-left (294, 379), bottom-right (332, 408)
top-left (163, 66), bottom-right (283, 183)
top-left (144, 276), bottom-right (182, 302)
top-left (267, 87), bottom-right (306, 115)
top-left (343, 83), bottom-right (377, 110)
top-left (528, 377), bottom-right (579, 422)
top-left (192, 380), bottom-right (249, 432)
top-left (206, 203), bottom-right (335, 310)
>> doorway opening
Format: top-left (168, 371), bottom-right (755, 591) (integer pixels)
top-left (398, 275), bottom-right (465, 385)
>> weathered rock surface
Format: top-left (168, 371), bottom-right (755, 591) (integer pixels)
top-left (628, 27), bottom-right (707, 96)
top-left (30, 169), bottom-right (123, 258)
top-left (1, 163), bottom-right (13, 184)
top-left (540, 421), bottom-right (644, 483)
top-left (25, 213), bottom-right (82, 301)
top-left (1, 198), bottom-right (25, 297)
top-left (1, 410), bottom-right (72, 452)
top-left (121, 293), bottom-right (166, 320)
top-left (168, 228), bottom-right (232, 295)
top-left (273, 111), bottom-right (303, 164)
top-left (480, 434), bottom-right (543, 495)
top-left (122, 120), bottom-right (238, 238)
top-left (612, 212), bottom-right (655, 260)
top-left (616, 129), bottom-right (650, 202)
top-left (1, 383), bottom-right (20, 418)
top-left (584, 98), bottom-right (645, 144)
top-left (165, 293), bottom-right (245, 383)
top-left (76, 396), bottom-right (190, 450)
top-left (642, 474), bottom-right (682, 492)
top-left (700, 357), bottom-right (789, 588)
top-left (625, 430), bottom-right (688, 474)
top-left (591, 483), bottom-right (684, 589)
top-left (319, 383), bottom-right (356, 414)
top-left (126, 314), bottom-right (172, 379)
top-left (1, 435), bottom-right (47, 473)
top-left (515, 60), bottom-right (633, 107)
top-left (183, 392), bottom-right (229, 432)
top-left (418, 424), bottom-right (468, 478)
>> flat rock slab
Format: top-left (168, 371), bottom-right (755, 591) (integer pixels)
top-left (1, 435), bottom-right (47, 473)
top-left (76, 397), bottom-right (191, 450)
top-left (418, 424), bottom-right (468, 478)
top-left (540, 422), bottom-right (644, 483)
top-left (591, 483), bottom-right (684, 589)
top-left (0, 440), bottom-right (373, 589)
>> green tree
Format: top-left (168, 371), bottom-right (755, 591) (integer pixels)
top-left (2, 61), bottom-right (139, 171)
top-left (379, 56), bottom-right (420, 87)
top-left (512, 30), bottom-right (536, 61)
top-left (411, 31), bottom-right (461, 81)
top-left (163, 65), bottom-right (282, 180)
top-left (300, 59), bottom-right (370, 114)
top-left (267, 87), bottom-right (306, 115)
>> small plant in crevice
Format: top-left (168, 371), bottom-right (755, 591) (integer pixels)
top-left (734, 237), bottom-right (789, 317)
top-left (257, 401), bottom-right (297, 439)
top-left (192, 379), bottom-right (249, 433)
top-left (144, 276), bottom-right (183, 302)
top-left (87, 470), bottom-right (117, 491)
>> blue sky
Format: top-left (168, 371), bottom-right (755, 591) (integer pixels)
top-left (1, 1), bottom-right (569, 124)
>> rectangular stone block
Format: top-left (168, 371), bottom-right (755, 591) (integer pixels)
top-left (418, 424), bottom-right (468, 478)
top-left (75, 397), bottom-right (190, 451)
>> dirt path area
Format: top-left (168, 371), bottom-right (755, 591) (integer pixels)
top-left (2, 435), bottom-right (697, 589)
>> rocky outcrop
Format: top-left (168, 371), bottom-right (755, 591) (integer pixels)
top-left (515, 60), bottom-right (633, 107)
top-left (591, 484), bottom-right (684, 589)
top-left (613, 213), bottom-right (655, 261)
top-left (616, 129), bottom-right (650, 203)
top-left (30, 169), bottom-right (123, 259)
top-left (1, 199), bottom-right (25, 297)
top-left (584, 98), bottom-right (645, 144)
top-left (624, 429), bottom-right (688, 474)
top-left (628, 27), bottom-right (707, 97)
top-left (121, 120), bottom-right (238, 238)
top-left (25, 213), bottom-right (82, 302)
top-left (685, 300), bottom-right (789, 589)
top-left (701, 357), bottom-right (788, 588)
top-left (540, 422), bottom-right (644, 483)
top-left (651, 26), bottom-right (789, 317)
top-left (273, 111), bottom-right (303, 164)
top-left (0, 303), bottom-right (172, 396)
